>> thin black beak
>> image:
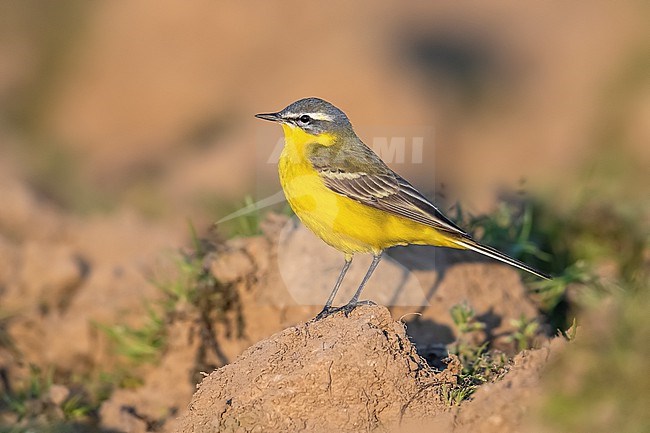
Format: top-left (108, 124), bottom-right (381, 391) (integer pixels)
top-left (255, 112), bottom-right (282, 122)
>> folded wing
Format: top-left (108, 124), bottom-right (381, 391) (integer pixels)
top-left (317, 167), bottom-right (467, 236)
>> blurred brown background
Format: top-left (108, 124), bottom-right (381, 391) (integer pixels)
top-left (2, 1), bottom-right (648, 232)
top-left (1, 3), bottom-right (649, 432)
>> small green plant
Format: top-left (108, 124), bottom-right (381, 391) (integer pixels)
top-left (441, 382), bottom-right (475, 406)
top-left (450, 302), bottom-right (486, 334)
top-left (451, 198), bottom-right (551, 266)
top-left (443, 303), bottom-right (509, 405)
top-left (228, 195), bottom-right (264, 237)
top-left (203, 195), bottom-right (265, 238)
top-left (96, 307), bottom-right (167, 365)
top-left (447, 350), bottom-right (509, 406)
top-left (530, 261), bottom-right (600, 312)
top-left (0, 310), bottom-right (19, 360)
top-left (505, 315), bottom-right (540, 352)
top-left (0, 365), bottom-right (97, 429)
top-left (202, 193), bottom-right (295, 239)
top-left (1, 365), bottom-right (52, 420)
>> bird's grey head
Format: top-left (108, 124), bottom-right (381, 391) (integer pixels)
top-left (255, 97), bottom-right (353, 135)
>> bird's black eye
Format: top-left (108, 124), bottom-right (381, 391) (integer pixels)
top-left (299, 115), bottom-right (311, 124)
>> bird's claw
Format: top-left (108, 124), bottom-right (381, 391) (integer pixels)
top-left (341, 303), bottom-right (357, 317)
top-left (313, 306), bottom-right (337, 321)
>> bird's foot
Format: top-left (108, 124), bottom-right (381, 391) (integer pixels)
top-left (336, 299), bottom-right (376, 317)
top-left (313, 305), bottom-right (337, 321)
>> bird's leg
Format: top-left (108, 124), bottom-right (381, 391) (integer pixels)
top-left (340, 252), bottom-right (383, 316)
top-left (314, 256), bottom-right (352, 320)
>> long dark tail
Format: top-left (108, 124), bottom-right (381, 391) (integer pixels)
top-left (452, 237), bottom-right (551, 280)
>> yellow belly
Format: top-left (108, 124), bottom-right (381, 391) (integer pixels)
top-left (279, 152), bottom-right (459, 256)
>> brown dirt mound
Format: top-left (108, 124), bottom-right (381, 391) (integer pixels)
top-left (177, 305), bottom-right (454, 433)
top-left (177, 306), bottom-right (567, 433)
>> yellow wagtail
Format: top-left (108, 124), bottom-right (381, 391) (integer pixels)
top-left (256, 97), bottom-right (550, 319)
